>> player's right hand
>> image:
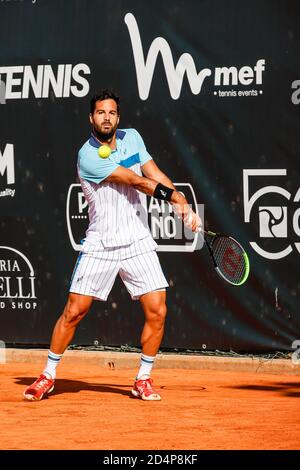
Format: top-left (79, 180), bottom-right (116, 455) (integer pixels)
top-left (183, 207), bottom-right (202, 233)
top-left (172, 193), bottom-right (202, 233)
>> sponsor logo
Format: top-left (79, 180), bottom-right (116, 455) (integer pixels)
top-left (125, 12), bottom-right (265, 100)
top-left (258, 206), bottom-right (287, 238)
top-left (0, 64), bottom-right (90, 104)
top-left (243, 169), bottom-right (300, 259)
top-left (148, 183), bottom-right (204, 252)
top-left (66, 183), bottom-right (203, 252)
top-left (0, 143), bottom-right (15, 198)
top-left (0, 246), bottom-right (38, 310)
top-left (66, 184), bottom-right (89, 251)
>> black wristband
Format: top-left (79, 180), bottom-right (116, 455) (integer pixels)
top-left (153, 183), bottom-right (174, 202)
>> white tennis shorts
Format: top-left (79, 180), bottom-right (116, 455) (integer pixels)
top-left (69, 236), bottom-right (169, 301)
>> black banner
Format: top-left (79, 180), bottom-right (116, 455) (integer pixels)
top-left (0, 0), bottom-right (299, 351)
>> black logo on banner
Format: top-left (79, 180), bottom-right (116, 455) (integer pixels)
top-left (147, 183), bottom-right (203, 252)
top-left (243, 169), bottom-right (300, 259)
top-left (0, 143), bottom-right (15, 198)
top-left (0, 246), bottom-right (38, 311)
top-left (66, 184), bottom-right (89, 251)
top-left (66, 183), bottom-right (203, 252)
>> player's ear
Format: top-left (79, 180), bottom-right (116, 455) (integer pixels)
top-left (89, 113), bottom-right (93, 125)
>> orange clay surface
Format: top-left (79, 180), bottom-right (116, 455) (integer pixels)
top-left (0, 362), bottom-right (299, 450)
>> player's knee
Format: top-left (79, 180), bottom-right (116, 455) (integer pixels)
top-left (63, 299), bottom-right (89, 326)
top-left (158, 304), bottom-right (167, 321)
top-left (148, 303), bottom-right (167, 326)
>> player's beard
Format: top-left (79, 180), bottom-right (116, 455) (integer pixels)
top-left (93, 122), bottom-right (118, 142)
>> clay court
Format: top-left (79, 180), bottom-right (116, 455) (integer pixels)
top-left (1, 360), bottom-right (299, 450)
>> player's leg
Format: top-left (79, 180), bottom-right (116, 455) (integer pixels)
top-left (47, 243), bottom-right (116, 376)
top-left (119, 241), bottom-right (168, 401)
top-left (23, 293), bottom-right (93, 401)
top-left (131, 290), bottom-right (167, 401)
top-left (49, 293), bottom-right (93, 354)
top-left (139, 289), bottom-right (167, 358)
top-left (23, 241), bottom-right (119, 401)
top-left (41, 293), bottom-right (93, 379)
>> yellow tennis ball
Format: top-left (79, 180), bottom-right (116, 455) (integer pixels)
top-left (98, 145), bottom-right (111, 159)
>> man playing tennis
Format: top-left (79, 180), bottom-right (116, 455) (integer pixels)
top-left (24, 89), bottom-right (201, 402)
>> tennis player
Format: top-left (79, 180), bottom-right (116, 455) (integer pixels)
top-left (23, 89), bottom-right (201, 402)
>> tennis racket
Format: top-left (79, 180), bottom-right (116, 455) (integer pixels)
top-left (202, 230), bottom-right (250, 286)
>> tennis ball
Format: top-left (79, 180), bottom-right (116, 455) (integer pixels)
top-left (98, 145), bottom-right (111, 159)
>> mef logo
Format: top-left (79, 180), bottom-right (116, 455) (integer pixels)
top-left (66, 183), bottom-right (203, 252)
top-left (125, 12), bottom-right (265, 100)
top-left (0, 143), bottom-right (14, 185)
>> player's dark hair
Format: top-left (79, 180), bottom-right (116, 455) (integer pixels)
top-left (90, 89), bottom-right (120, 115)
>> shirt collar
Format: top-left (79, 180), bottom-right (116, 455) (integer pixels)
top-left (89, 129), bottom-right (126, 148)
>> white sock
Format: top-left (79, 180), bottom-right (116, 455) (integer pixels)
top-left (136, 353), bottom-right (155, 379)
top-left (43, 350), bottom-right (63, 380)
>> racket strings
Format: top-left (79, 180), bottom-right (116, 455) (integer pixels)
top-left (213, 237), bottom-right (246, 283)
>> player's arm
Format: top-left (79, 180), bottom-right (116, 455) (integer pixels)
top-left (141, 159), bottom-right (201, 231)
top-left (106, 166), bottom-right (201, 232)
top-left (141, 160), bottom-right (176, 190)
top-left (106, 165), bottom-right (177, 199)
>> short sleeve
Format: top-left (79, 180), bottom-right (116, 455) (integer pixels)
top-left (132, 129), bottom-right (152, 166)
top-left (78, 147), bottom-right (119, 184)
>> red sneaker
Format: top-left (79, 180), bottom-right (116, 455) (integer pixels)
top-left (23, 374), bottom-right (55, 401)
top-left (131, 377), bottom-right (161, 401)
